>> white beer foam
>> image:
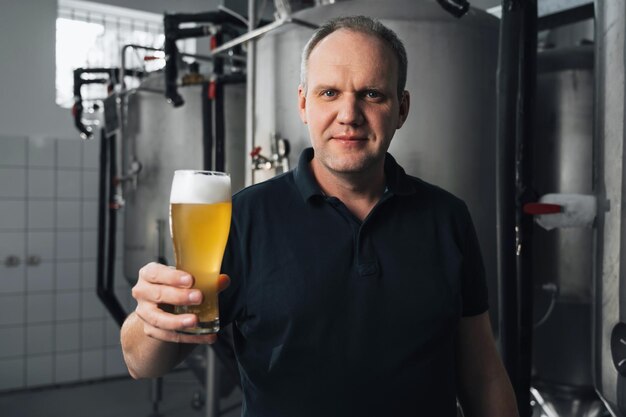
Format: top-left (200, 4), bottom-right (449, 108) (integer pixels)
top-left (170, 171), bottom-right (231, 204)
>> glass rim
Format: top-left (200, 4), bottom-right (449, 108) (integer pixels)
top-left (174, 170), bottom-right (229, 176)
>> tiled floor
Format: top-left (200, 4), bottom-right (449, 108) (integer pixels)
top-left (0, 368), bottom-right (242, 417)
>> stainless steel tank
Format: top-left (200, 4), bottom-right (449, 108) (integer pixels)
top-left (530, 45), bottom-right (603, 417)
top-left (594, 1), bottom-right (626, 415)
top-left (252, 0), bottom-right (500, 329)
top-left (122, 75), bottom-right (246, 282)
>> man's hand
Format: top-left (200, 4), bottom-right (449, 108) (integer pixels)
top-left (131, 262), bottom-right (230, 345)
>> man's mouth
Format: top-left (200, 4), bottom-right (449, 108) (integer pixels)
top-left (332, 134), bottom-right (367, 142)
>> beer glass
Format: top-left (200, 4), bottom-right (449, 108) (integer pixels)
top-left (169, 170), bottom-right (231, 334)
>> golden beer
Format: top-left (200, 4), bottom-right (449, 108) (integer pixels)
top-left (169, 171), bottom-right (231, 334)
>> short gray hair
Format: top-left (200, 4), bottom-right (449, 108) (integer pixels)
top-left (300, 15), bottom-right (408, 98)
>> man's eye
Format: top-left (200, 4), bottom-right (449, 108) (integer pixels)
top-left (365, 90), bottom-right (382, 99)
top-left (321, 90), bottom-right (336, 97)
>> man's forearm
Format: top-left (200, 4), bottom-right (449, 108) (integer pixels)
top-left (459, 370), bottom-right (519, 417)
top-left (121, 312), bottom-right (188, 379)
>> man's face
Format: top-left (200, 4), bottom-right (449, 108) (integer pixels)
top-left (298, 29), bottom-right (410, 177)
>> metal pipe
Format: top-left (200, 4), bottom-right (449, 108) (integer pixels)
top-left (496, 1), bottom-right (537, 416)
top-left (96, 128), bottom-right (127, 327)
top-left (205, 346), bottom-right (218, 417)
top-left (246, 0), bottom-right (257, 186)
top-left (211, 17), bottom-right (287, 56)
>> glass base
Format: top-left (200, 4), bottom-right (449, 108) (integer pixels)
top-left (177, 319), bottom-right (220, 335)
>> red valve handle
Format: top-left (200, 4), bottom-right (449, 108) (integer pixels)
top-left (250, 146), bottom-right (262, 158)
top-left (208, 80), bottom-right (216, 100)
top-left (144, 56), bottom-right (161, 61)
top-left (523, 202), bottom-right (563, 215)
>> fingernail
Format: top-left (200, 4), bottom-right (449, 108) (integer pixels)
top-left (188, 291), bottom-right (202, 303)
top-left (182, 317), bottom-right (195, 327)
top-left (180, 275), bottom-right (192, 286)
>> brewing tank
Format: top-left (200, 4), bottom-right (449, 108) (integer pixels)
top-left (530, 45), bottom-right (602, 417)
top-left (253, 0), bottom-right (500, 327)
top-left (122, 75), bottom-right (246, 282)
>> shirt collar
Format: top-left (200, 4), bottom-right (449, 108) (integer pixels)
top-left (293, 147), bottom-right (418, 201)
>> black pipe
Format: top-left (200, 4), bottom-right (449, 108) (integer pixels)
top-left (496, 1), bottom-right (537, 416)
top-left (436, 0), bottom-right (470, 18)
top-left (96, 128), bottom-right (109, 319)
top-left (96, 129), bottom-right (127, 328)
top-left (215, 81), bottom-right (225, 172)
top-left (202, 82), bottom-right (214, 170)
top-left (163, 10), bottom-right (247, 107)
top-left (106, 133), bottom-right (127, 327)
top-left (164, 36), bottom-right (184, 107)
top-left (517, 2), bottom-right (537, 416)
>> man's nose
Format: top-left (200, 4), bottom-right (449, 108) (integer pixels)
top-left (336, 95), bottom-right (364, 125)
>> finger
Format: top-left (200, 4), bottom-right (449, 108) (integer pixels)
top-left (217, 274), bottom-right (231, 292)
top-left (133, 282), bottom-right (203, 307)
top-left (139, 262), bottom-right (195, 288)
top-left (135, 302), bottom-right (199, 331)
top-left (143, 323), bottom-right (218, 344)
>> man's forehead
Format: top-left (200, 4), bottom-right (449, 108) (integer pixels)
top-left (306, 29), bottom-right (398, 86)
top-left (309, 28), bottom-right (391, 58)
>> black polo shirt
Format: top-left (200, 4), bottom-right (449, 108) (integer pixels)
top-left (219, 148), bottom-right (488, 417)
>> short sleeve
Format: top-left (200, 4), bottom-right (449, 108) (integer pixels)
top-left (460, 205), bottom-right (489, 317)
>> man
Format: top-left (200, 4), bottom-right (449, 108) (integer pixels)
top-left (121, 16), bottom-right (518, 417)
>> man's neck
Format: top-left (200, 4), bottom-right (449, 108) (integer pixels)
top-left (310, 158), bottom-right (386, 221)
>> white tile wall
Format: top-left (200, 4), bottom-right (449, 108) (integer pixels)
top-left (0, 358), bottom-right (24, 390)
top-left (0, 200), bottom-right (26, 230)
top-left (0, 136), bottom-right (131, 392)
top-left (81, 290), bottom-right (105, 320)
top-left (56, 170), bottom-right (81, 199)
top-left (0, 294), bottom-right (25, 326)
top-left (0, 264), bottom-right (25, 294)
top-left (56, 261), bottom-right (80, 291)
top-left (28, 199), bottom-right (55, 229)
top-left (81, 230), bottom-right (98, 261)
top-left (105, 346), bottom-right (127, 376)
top-left (0, 326), bottom-right (25, 358)
top-left (55, 352), bottom-right (80, 383)
top-left (56, 200), bottom-right (81, 230)
top-left (81, 261), bottom-right (97, 290)
top-left (81, 200), bottom-right (98, 229)
top-left (27, 169), bottom-right (55, 199)
top-left (26, 324), bottom-right (54, 355)
top-left (26, 354), bottom-right (54, 387)
top-left (27, 231), bottom-right (55, 262)
top-left (81, 171), bottom-right (99, 200)
top-left (26, 293), bottom-right (54, 324)
top-left (56, 291), bottom-right (80, 321)
top-left (81, 349), bottom-right (104, 380)
top-left (82, 144), bottom-right (99, 170)
top-left (81, 319), bottom-right (104, 350)
top-left (0, 167), bottom-right (26, 198)
top-left (56, 140), bottom-right (82, 169)
top-left (26, 263), bottom-right (54, 292)
top-left (105, 319), bottom-right (120, 347)
top-left (28, 137), bottom-right (55, 168)
top-left (55, 231), bottom-right (80, 261)
top-left (55, 321), bottom-right (80, 352)
top-left (0, 136), bottom-right (27, 166)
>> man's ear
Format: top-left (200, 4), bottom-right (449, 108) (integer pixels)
top-left (298, 84), bottom-right (307, 124)
top-left (397, 90), bottom-right (410, 129)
